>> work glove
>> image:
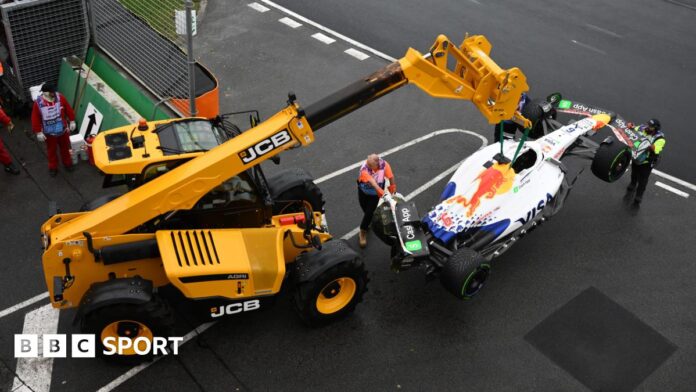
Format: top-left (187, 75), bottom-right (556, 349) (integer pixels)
top-left (36, 133), bottom-right (46, 142)
top-left (69, 121), bottom-right (76, 132)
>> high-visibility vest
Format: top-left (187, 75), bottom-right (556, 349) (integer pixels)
top-left (358, 159), bottom-right (387, 196)
top-left (633, 126), bottom-right (665, 165)
top-left (37, 93), bottom-right (65, 136)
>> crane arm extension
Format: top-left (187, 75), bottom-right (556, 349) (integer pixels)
top-left (305, 34), bottom-right (531, 130)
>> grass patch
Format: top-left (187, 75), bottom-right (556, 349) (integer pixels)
top-left (119, 0), bottom-right (201, 42)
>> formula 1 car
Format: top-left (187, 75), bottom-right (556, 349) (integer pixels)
top-left (373, 94), bottom-right (637, 299)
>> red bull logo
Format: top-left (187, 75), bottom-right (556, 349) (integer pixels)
top-left (445, 162), bottom-right (515, 217)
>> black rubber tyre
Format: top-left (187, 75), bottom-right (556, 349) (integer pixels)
top-left (81, 295), bottom-right (175, 363)
top-left (440, 247), bottom-right (491, 300)
top-left (591, 137), bottom-right (632, 182)
top-left (272, 180), bottom-right (325, 215)
top-left (521, 99), bottom-right (546, 139)
top-left (292, 258), bottom-right (368, 326)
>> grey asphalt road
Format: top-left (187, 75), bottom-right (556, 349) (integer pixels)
top-left (273, 0), bottom-right (696, 183)
top-left (0, 1), bottom-right (694, 392)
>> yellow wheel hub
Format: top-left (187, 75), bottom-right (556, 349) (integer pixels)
top-left (101, 320), bottom-right (153, 356)
top-left (316, 277), bottom-right (356, 315)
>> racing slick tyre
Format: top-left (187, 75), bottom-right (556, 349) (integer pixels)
top-left (591, 137), bottom-right (631, 182)
top-left (272, 180), bottom-right (325, 215)
top-left (440, 247), bottom-right (491, 300)
top-left (521, 98), bottom-right (545, 139)
top-left (81, 295), bottom-right (175, 363)
top-left (292, 256), bottom-right (368, 326)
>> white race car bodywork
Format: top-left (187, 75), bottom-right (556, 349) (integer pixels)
top-left (424, 114), bottom-right (610, 245)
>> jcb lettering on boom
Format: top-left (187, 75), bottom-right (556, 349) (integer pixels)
top-left (238, 130), bottom-right (292, 164)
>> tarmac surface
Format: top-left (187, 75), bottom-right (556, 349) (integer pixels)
top-left (0, 1), bottom-right (694, 391)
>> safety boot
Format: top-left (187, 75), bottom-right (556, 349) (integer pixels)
top-left (359, 229), bottom-right (367, 248)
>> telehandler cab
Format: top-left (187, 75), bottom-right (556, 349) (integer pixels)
top-left (40, 35), bottom-right (530, 359)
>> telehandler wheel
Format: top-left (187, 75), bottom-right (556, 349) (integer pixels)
top-left (272, 180), bottom-right (325, 215)
top-left (440, 247), bottom-right (491, 300)
top-left (292, 258), bottom-right (368, 326)
top-left (82, 295), bottom-right (175, 363)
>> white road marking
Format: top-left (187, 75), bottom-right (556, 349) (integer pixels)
top-left (469, 0), bottom-right (482, 4)
top-left (0, 292), bottom-right (48, 320)
top-left (653, 169), bottom-right (696, 192)
top-left (11, 304), bottom-right (60, 392)
top-left (260, 0), bottom-right (397, 62)
top-left (571, 39), bottom-right (607, 55)
top-left (311, 32), bottom-right (336, 45)
top-left (247, 2), bottom-right (270, 13)
top-left (344, 48), bottom-right (370, 61)
top-left (97, 322), bottom-right (216, 392)
top-left (315, 129), bottom-right (487, 184)
top-left (655, 181), bottom-right (690, 198)
top-left (278, 17), bottom-right (302, 29)
top-left (585, 23), bottom-right (622, 38)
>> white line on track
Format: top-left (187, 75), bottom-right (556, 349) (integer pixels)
top-left (247, 2), bottom-right (269, 13)
top-left (585, 23), bottom-right (622, 38)
top-left (653, 169), bottom-right (696, 192)
top-left (278, 17), bottom-right (302, 29)
top-left (97, 322), bottom-right (216, 392)
top-left (655, 181), bottom-right (690, 198)
top-left (571, 39), bottom-right (607, 55)
top-left (344, 48), bottom-right (370, 61)
top-left (311, 32), bottom-right (335, 45)
top-left (316, 129), bottom-right (486, 184)
top-left (11, 304), bottom-right (60, 392)
top-left (0, 292), bottom-right (48, 320)
top-left (260, 0), bottom-right (397, 62)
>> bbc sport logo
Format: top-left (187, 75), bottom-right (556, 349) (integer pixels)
top-left (15, 334), bottom-right (183, 358)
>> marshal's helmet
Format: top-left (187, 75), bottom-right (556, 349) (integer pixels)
top-left (647, 118), bottom-right (661, 133)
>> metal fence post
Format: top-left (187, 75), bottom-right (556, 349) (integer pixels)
top-left (185, 0), bottom-right (197, 117)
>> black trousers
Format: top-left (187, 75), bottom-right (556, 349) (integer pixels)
top-left (358, 188), bottom-right (379, 230)
top-left (630, 162), bottom-right (653, 196)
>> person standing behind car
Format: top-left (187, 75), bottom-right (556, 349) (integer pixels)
top-left (31, 83), bottom-right (76, 177)
top-left (626, 118), bottom-right (665, 204)
top-left (357, 154), bottom-right (396, 248)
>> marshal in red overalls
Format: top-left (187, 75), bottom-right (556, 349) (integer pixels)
top-left (31, 84), bottom-right (76, 175)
